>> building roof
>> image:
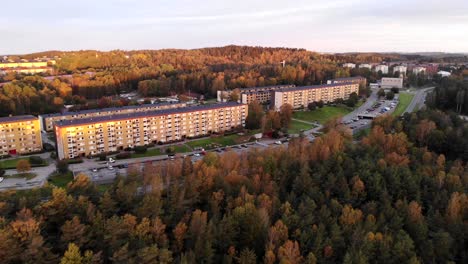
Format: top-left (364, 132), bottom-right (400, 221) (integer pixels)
top-left (329, 76), bottom-right (365, 82)
top-left (40, 102), bottom-right (185, 119)
top-left (0, 115), bottom-right (37, 124)
top-left (238, 84), bottom-right (295, 91)
top-left (55, 102), bottom-right (245, 128)
top-left (277, 82), bottom-right (358, 93)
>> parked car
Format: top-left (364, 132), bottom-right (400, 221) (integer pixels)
top-left (108, 158), bottom-right (115, 163)
top-left (108, 165), bottom-right (114, 170)
top-left (0, 177), bottom-right (4, 183)
top-left (275, 141), bottom-right (282, 145)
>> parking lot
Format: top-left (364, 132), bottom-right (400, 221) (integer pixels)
top-left (343, 96), bottom-right (399, 132)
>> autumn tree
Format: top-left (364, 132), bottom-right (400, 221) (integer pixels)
top-left (245, 101), bottom-right (264, 130)
top-left (16, 159), bottom-right (31, 174)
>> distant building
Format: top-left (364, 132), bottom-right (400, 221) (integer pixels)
top-left (413, 66), bottom-right (426, 75)
top-left (381, 77), bottom-right (403, 89)
top-left (437, 71), bottom-right (451, 77)
top-left (359, 64), bottom-right (372, 70)
top-left (423, 63), bottom-right (439, 74)
top-left (0, 60), bottom-right (55, 75)
top-left (342, 63), bottom-right (356, 68)
top-left (374, 65), bottom-right (389, 74)
top-left (393, 65), bottom-right (407, 75)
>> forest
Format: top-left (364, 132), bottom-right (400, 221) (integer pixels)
top-left (426, 75), bottom-right (468, 115)
top-left (0, 110), bottom-right (466, 263)
top-left (0, 46), bottom-right (406, 116)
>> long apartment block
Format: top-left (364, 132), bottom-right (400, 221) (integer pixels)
top-left (54, 103), bottom-right (248, 160)
top-left (39, 102), bottom-right (186, 132)
top-left (272, 82), bottom-right (359, 110)
top-left (327, 76), bottom-right (367, 86)
top-left (0, 115), bottom-right (42, 156)
top-left (217, 85), bottom-right (296, 104)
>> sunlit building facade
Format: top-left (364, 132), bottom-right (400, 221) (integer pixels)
top-left (54, 103), bottom-right (248, 160)
top-left (272, 82), bottom-right (359, 110)
top-left (39, 102), bottom-right (187, 132)
top-left (0, 115), bottom-right (42, 156)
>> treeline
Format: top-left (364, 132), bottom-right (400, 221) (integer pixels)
top-left (0, 112), bottom-right (466, 263)
top-left (0, 76), bottom-right (71, 116)
top-left (426, 76), bottom-right (468, 115)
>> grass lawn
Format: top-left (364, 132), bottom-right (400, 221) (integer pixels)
top-left (0, 157), bottom-right (47, 170)
top-left (288, 120), bottom-right (315, 134)
top-left (130, 148), bottom-right (163, 158)
top-left (7, 173), bottom-right (37, 180)
top-left (48, 172), bottom-right (74, 187)
top-left (392, 93), bottom-right (415, 117)
top-left (293, 106), bottom-right (353, 124)
top-left (187, 134), bottom-right (241, 150)
top-left (97, 184), bottom-right (112, 192)
top-left (173, 144), bottom-right (192, 153)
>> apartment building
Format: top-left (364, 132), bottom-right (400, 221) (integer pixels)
top-left (342, 63), bottom-right (356, 68)
top-left (54, 103), bottom-right (248, 160)
top-left (0, 115), bottom-right (42, 156)
top-left (327, 76), bottom-right (367, 87)
top-left (393, 65), bottom-right (407, 75)
top-left (272, 82), bottom-right (359, 110)
top-left (359, 64), bottom-right (372, 70)
top-left (39, 102), bottom-right (187, 132)
top-left (413, 66), bottom-right (426, 75)
top-left (381, 77), bottom-right (403, 89)
top-left (375, 65), bottom-right (389, 74)
top-left (217, 85), bottom-right (296, 103)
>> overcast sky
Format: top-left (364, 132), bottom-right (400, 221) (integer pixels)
top-left (1, 0), bottom-right (467, 54)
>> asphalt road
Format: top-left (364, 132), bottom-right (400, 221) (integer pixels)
top-left (403, 87), bottom-right (434, 114)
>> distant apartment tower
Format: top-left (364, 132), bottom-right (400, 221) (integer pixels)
top-left (39, 102), bottom-right (187, 132)
top-left (413, 66), bottom-right (426, 75)
top-left (0, 115), bottom-right (42, 156)
top-left (54, 103), bottom-right (248, 160)
top-left (359, 64), bottom-right (372, 70)
top-left (216, 85), bottom-right (296, 104)
top-left (393, 65), bottom-right (407, 75)
top-left (380, 77), bottom-right (403, 89)
top-left (342, 63), bottom-right (356, 68)
top-left (374, 65), bottom-right (389, 74)
top-left (272, 82), bottom-right (359, 110)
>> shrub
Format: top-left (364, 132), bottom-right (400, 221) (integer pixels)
top-left (43, 143), bottom-right (55, 151)
top-left (386, 91), bottom-right (395, 100)
top-left (50, 152), bottom-right (57, 159)
top-left (67, 158), bottom-right (83, 164)
top-left (29, 156), bottom-right (45, 165)
top-left (308, 102), bottom-right (317, 111)
top-left (98, 153), bottom-right (107, 161)
top-left (316, 100), bottom-right (324, 108)
top-left (391, 87), bottom-right (400, 94)
top-left (166, 146), bottom-right (176, 154)
top-left (56, 160), bottom-right (69, 174)
top-left (134, 146), bottom-right (148, 154)
top-left (116, 152), bottom-right (131, 159)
